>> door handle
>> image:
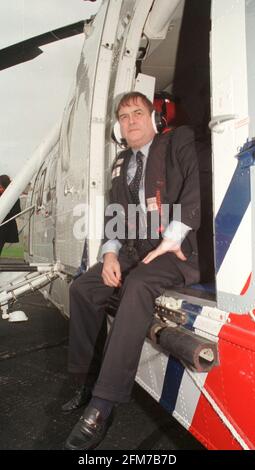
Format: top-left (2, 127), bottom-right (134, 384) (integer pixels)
top-left (209, 114), bottom-right (238, 133)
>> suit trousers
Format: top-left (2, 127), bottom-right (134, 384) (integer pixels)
top-left (68, 247), bottom-right (185, 403)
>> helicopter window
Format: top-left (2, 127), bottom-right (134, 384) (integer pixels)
top-left (60, 96), bottom-right (75, 172)
top-left (36, 169), bottom-right (46, 210)
top-left (46, 190), bottom-right (52, 203)
top-left (42, 158), bottom-right (57, 216)
top-left (49, 158), bottom-right (57, 190)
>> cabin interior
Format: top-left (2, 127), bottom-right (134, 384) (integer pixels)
top-left (136, 0), bottom-right (215, 303)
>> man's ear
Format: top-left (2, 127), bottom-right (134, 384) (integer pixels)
top-left (111, 121), bottom-right (128, 148)
top-left (151, 110), bottom-right (167, 134)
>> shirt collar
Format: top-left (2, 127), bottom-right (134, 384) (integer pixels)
top-left (132, 139), bottom-right (153, 159)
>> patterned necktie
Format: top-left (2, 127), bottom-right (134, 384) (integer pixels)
top-left (129, 151), bottom-right (144, 205)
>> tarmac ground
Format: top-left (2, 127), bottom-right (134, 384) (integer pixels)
top-left (0, 291), bottom-right (204, 451)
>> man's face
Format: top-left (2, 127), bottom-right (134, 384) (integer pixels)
top-left (118, 97), bottom-right (156, 149)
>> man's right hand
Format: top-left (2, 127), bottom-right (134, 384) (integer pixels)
top-left (102, 253), bottom-right (121, 287)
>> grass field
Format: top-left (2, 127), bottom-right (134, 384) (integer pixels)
top-left (1, 243), bottom-right (24, 259)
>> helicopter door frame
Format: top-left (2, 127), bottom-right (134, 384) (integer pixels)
top-left (210, 0), bottom-right (255, 313)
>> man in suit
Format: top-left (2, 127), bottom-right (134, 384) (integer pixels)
top-left (64, 92), bottom-right (200, 450)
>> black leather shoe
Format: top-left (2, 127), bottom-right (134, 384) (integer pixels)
top-left (64, 405), bottom-right (114, 450)
top-left (61, 386), bottom-right (92, 413)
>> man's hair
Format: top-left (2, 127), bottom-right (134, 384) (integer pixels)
top-left (115, 92), bottom-right (154, 119)
top-left (0, 174), bottom-right (11, 189)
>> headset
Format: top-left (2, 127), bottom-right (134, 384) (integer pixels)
top-left (154, 91), bottom-right (176, 125)
top-left (111, 110), bottom-right (167, 147)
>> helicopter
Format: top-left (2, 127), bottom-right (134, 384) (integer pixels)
top-left (1, 0), bottom-right (255, 450)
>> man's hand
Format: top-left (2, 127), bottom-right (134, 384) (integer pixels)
top-left (142, 238), bottom-right (187, 264)
top-left (102, 252), bottom-right (121, 287)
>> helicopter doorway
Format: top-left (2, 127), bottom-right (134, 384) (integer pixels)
top-left (140, 0), bottom-right (214, 292)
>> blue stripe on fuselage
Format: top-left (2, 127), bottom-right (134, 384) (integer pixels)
top-left (215, 160), bottom-right (250, 272)
top-left (159, 357), bottom-right (184, 413)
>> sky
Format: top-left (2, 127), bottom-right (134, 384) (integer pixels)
top-left (0, 0), bottom-right (102, 177)
top-left (0, 0), bottom-right (101, 49)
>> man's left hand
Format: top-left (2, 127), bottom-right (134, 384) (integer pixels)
top-left (142, 238), bottom-right (187, 264)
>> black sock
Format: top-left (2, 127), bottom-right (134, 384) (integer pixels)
top-left (90, 396), bottom-right (114, 419)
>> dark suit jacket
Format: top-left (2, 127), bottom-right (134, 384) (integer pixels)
top-left (104, 126), bottom-right (201, 285)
